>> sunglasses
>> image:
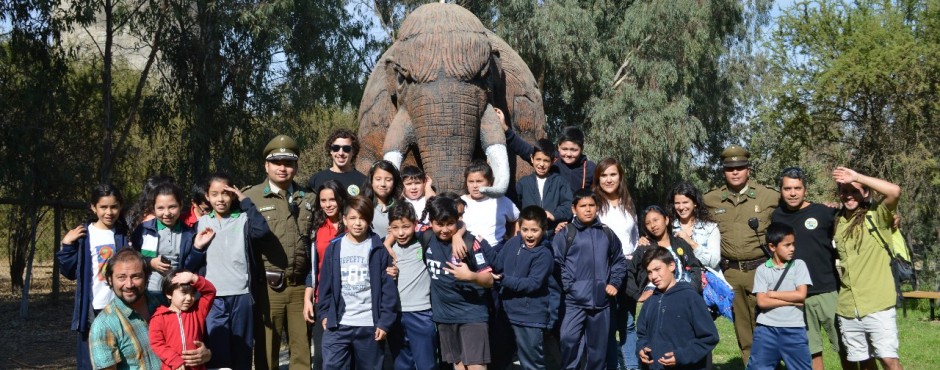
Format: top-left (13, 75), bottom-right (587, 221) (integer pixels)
top-left (330, 145), bottom-right (352, 153)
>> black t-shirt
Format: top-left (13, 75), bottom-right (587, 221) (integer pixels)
top-left (425, 235), bottom-right (492, 324)
top-left (308, 169), bottom-right (367, 197)
top-left (771, 203), bottom-right (840, 294)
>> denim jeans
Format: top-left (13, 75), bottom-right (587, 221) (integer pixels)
top-left (607, 294), bottom-right (638, 370)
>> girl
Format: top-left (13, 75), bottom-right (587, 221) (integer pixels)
top-left (131, 182), bottom-right (213, 294)
top-left (57, 184), bottom-right (130, 370)
top-left (198, 172), bottom-right (270, 370)
top-left (460, 160), bottom-right (519, 252)
top-left (149, 269), bottom-right (217, 370)
top-left (363, 160), bottom-right (403, 238)
top-left (126, 174), bottom-right (174, 232)
top-left (627, 206), bottom-right (704, 303)
top-left (317, 196), bottom-right (398, 370)
top-left (667, 182), bottom-right (723, 280)
top-left (304, 180), bottom-right (348, 370)
top-left (590, 158), bottom-right (640, 370)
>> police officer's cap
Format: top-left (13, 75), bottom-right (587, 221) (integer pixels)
top-left (264, 135), bottom-right (299, 161)
top-left (720, 145), bottom-right (750, 168)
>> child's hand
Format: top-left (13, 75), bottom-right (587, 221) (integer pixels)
top-left (658, 352), bottom-right (676, 366)
top-left (554, 222), bottom-right (568, 234)
top-left (424, 176), bottom-right (436, 197)
top-left (303, 300), bottom-right (316, 323)
top-left (451, 236), bottom-right (468, 260)
top-left (194, 227), bottom-right (215, 250)
top-left (444, 261), bottom-right (474, 282)
top-left (491, 273), bottom-right (502, 280)
top-left (375, 327), bottom-right (387, 341)
top-left (62, 225), bottom-right (86, 245)
top-left (605, 284), bottom-right (618, 296)
top-left (223, 185), bottom-right (246, 201)
top-left (151, 256), bottom-right (171, 274)
top-left (322, 318), bottom-right (328, 330)
top-left (638, 289), bottom-right (654, 303)
top-left (171, 271), bottom-right (197, 285)
top-left (637, 236), bottom-right (651, 246)
top-left (494, 107), bottom-right (508, 131)
top-left (545, 210), bottom-right (555, 221)
top-left (386, 265), bottom-right (399, 279)
top-left (639, 347), bottom-right (653, 364)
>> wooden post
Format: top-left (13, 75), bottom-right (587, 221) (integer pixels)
top-left (52, 205), bottom-right (61, 302)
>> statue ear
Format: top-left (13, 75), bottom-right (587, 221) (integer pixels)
top-left (487, 50), bottom-right (505, 101)
top-left (384, 56), bottom-right (399, 105)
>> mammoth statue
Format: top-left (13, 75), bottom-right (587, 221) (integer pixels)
top-left (355, 2), bottom-right (546, 196)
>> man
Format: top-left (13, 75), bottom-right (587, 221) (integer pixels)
top-left (771, 167), bottom-right (850, 370)
top-left (89, 248), bottom-right (211, 369)
top-left (307, 129), bottom-right (367, 196)
top-left (244, 135), bottom-right (315, 370)
top-left (703, 145), bottom-right (778, 365)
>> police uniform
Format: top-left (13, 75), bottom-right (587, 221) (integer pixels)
top-left (244, 135), bottom-right (316, 370)
top-left (702, 145), bottom-right (778, 365)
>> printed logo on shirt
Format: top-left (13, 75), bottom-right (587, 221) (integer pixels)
top-left (96, 244), bottom-right (115, 281)
top-left (474, 253), bottom-right (485, 265)
top-left (347, 185), bottom-right (361, 196)
top-left (804, 218), bottom-right (819, 230)
top-left (340, 256), bottom-right (369, 295)
top-left (426, 259), bottom-right (450, 280)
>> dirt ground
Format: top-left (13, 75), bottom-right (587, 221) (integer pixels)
top-left (0, 261), bottom-right (76, 369)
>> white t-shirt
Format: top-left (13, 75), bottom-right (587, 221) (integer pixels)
top-left (598, 204), bottom-right (639, 258)
top-left (87, 225), bottom-right (117, 310)
top-left (405, 196), bottom-right (428, 224)
top-left (461, 195), bottom-right (520, 246)
top-left (536, 177), bottom-right (547, 201)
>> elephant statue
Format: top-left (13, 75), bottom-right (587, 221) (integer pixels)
top-left (355, 2), bottom-right (546, 196)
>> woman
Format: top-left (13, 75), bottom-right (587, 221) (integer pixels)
top-left (666, 182), bottom-right (723, 280)
top-left (590, 158), bottom-right (640, 370)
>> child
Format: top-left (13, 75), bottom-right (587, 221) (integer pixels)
top-left (514, 139), bottom-right (573, 237)
top-left (149, 269), bottom-right (217, 370)
top-left (748, 222), bottom-right (813, 370)
top-left (384, 202), bottom-right (437, 370)
top-left (422, 195), bottom-right (494, 370)
top-left (317, 196), bottom-right (399, 370)
top-left (627, 205), bottom-right (705, 304)
top-left (553, 189), bottom-right (627, 370)
top-left (197, 172), bottom-right (270, 370)
top-left (364, 160), bottom-right (403, 238)
top-left (131, 182), bottom-right (213, 294)
top-left (57, 184), bottom-right (130, 370)
top-left (636, 247), bottom-right (718, 370)
top-left (401, 165), bottom-right (435, 227)
top-left (181, 183), bottom-right (211, 228)
top-left (461, 160), bottom-right (520, 255)
top-left (491, 205), bottom-right (554, 370)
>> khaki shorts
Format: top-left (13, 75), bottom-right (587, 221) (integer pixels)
top-left (839, 308), bottom-right (900, 362)
top-left (804, 291), bottom-right (841, 354)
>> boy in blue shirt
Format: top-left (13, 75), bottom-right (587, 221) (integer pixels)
top-left (748, 222), bottom-right (813, 370)
top-left (514, 139), bottom-right (574, 238)
top-left (491, 205), bottom-right (554, 370)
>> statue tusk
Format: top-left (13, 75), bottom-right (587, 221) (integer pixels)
top-left (480, 144), bottom-right (509, 197)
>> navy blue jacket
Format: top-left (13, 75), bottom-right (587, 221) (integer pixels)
top-left (515, 173), bottom-right (573, 235)
top-left (492, 235), bottom-right (553, 327)
top-left (131, 219), bottom-right (206, 274)
top-left (552, 218), bottom-right (627, 309)
top-left (316, 234), bottom-right (399, 332)
top-left (625, 236), bottom-right (704, 301)
top-left (636, 281), bottom-right (719, 370)
top-left (505, 129), bottom-right (596, 191)
top-left (56, 224), bottom-right (129, 333)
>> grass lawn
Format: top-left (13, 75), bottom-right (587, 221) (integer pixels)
top-left (708, 299), bottom-right (940, 369)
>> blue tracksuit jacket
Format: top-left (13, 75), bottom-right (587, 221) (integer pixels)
top-left (552, 218), bottom-right (627, 309)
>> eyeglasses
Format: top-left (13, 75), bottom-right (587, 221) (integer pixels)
top-left (331, 145), bottom-right (352, 153)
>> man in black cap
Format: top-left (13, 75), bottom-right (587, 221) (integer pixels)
top-left (244, 134), bottom-right (315, 370)
top-left (703, 145), bottom-right (779, 365)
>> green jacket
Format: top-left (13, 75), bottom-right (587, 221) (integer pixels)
top-left (703, 182), bottom-right (779, 261)
top-left (243, 180), bottom-right (316, 284)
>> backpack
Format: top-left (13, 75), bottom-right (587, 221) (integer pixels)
top-left (562, 223), bottom-right (616, 259)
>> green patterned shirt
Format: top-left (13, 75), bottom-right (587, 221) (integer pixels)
top-left (89, 292), bottom-right (163, 369)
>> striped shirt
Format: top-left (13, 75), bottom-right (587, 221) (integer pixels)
top-left (89, 292), bottom-right (163, 369)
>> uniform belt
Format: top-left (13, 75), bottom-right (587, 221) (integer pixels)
top-left (721, 256), bottom-right (768, 272)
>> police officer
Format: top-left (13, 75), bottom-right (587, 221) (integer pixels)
top-left (244, 135), bottom-right (315, 370)
top-left (703, 145), bottom-right (778, 365)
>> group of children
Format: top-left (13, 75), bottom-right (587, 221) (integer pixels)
top-left (59, 123), bottom-right (821, 370)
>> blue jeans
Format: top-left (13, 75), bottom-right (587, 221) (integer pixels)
top-left (391, 310), bottom-right (439, 370)
top-left (746, 325), bottom-right (812, 370)
top-left (607, 295), bottom-right (638, 369)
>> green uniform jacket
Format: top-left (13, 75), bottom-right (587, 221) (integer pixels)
top-left (703, 182), bottom-right (779, 261)
top-left (243, 180), bottom-right (316, 283)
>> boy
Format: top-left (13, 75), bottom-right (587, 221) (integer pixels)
top-left (554, 189), bottom-right (627, 370)
top-left (401, 165), bottom-right (435, 226)
top-left (514, 139), bottom-right (573, 237)
top-left (636, 247), bottom-right (718, 370)
top-left (422, 195), bottom-right (494, 370)
top-left (491, 205), bottom-right (554, 370)
top-left (748, 222), bottom-right (813, 370)
top-left (149, 269), bottom-right (217, 370)
top-left (385, 202), bottom-right (438, 370)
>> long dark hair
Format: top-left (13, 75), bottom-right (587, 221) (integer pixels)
top-left (591, 157), bottom-right (636, 218)
top-left (312, 180), bottom-right (347, 234)
top-left (363, 160), bottom-right (402, 205)
top-left (128, 174), bottom-right (174, 231)
top-left (641, 205), bottom-right (670, 240)
top-left (666, 182), bottom-right (713, 224)
top-left (87, 183), bottom-right (128, 233)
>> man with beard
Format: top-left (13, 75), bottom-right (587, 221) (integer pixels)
top-left (88, 248), bottom-right (211, 369)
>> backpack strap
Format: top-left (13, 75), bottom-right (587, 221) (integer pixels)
top-left (563, 223), bottom-right (577, 259)
top-left (865, 214), bottom-right (896, 258)
top-left (771, 261), bottom-right (794, 292)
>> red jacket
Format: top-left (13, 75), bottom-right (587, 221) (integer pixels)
top-left (148, 276), bottom-right (216, 370)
